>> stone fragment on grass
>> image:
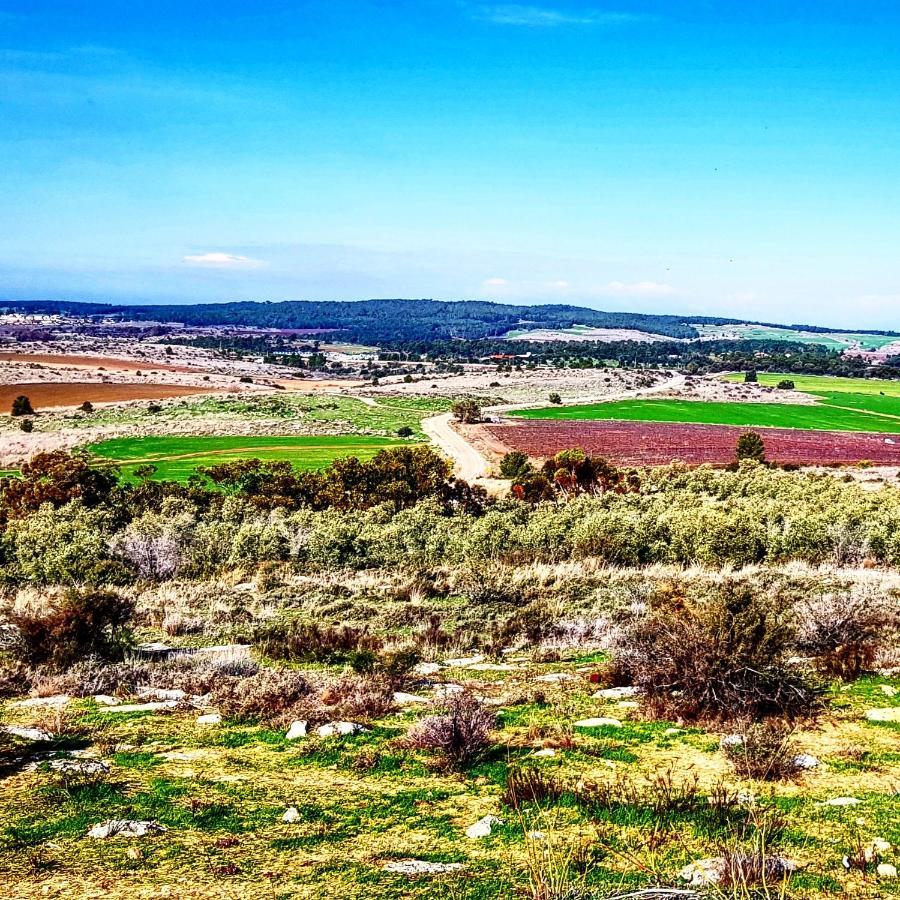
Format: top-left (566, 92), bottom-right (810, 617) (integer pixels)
top-left (592, 686), bottom-right (637, 700)
top-left (465, 815), bottom-right (503, 839)
top-left (534, 672), bottom-right (576, 683)
top-left (393, 692), bottom-right (430, 705)
top-left (877, 864), bottom-right (898, 879)
top-left (383, 860), bottom-right (465, 876)
top-left (793, 753), bottom-right (819, 770)
top-left (445, 655), bottom-right (484, 668)
top-left (285, 721), bottom-right (308, 740)
top-left (101, 701), bottom-right (178, 715)
top-left (533, 748), bottom-right (557, 757)
top-left (94, 695), bottom-right (121, 706)
top-left (414, 662), bottom-right (442, 677)
top-left (3, 725), bottom-right (52, 741)
top-left (282, 807), bottom-right (301, 824)
top-left (48, 759), bottom-right (110, 776)
top-left (574, 717), bottom-right (622, 729)
top-left (137, 687), bottom-right (187, 702)
top-left (17, 694), bottom-right (70, 709)
top-left (824, 797), bottom-right (862, 806)
top-left (432, 684), bottom-right (464, 698)
top-left (880, 685), bottom-right (897, 697)
top-left (680, 855), bottom-right (797, 887)
top-left (196, 713), bottom-right (222, 725)
top-left (88, 820), bottom-right (167, 839)
top-left (866, 708), bottom-right (900, 723)
top-left (316, 721), bottom-right (367, 738)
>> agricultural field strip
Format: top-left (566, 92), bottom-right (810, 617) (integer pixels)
top-left (512, 374), bottom-right (900, 433)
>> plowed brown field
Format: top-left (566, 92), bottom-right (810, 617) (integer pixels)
top-left (0, 382), bottom-right (220, 411)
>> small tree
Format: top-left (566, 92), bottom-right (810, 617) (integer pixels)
top-left (79, 401), bottom-right (94, 413)
top-left (499, 450), bottom-right (532, 480)
top-left (451, 399), bottom-right (482, 424)
top-left (744, 370), bottom-right (758, 384)
top-left (19, 418), bottom-right (33, 433)
top-left (736, 431), bottom-right (767, 464)
top-left (396, 425), bottom-right (414, 438)
top-left (548, 392), bottom-right (562, 404)
top-left (777, 380), bottom-right (795, 390)
top-left (11, 395), bottom-right (34, 416)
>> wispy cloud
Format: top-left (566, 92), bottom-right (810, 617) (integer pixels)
top-left (602, 280), bottom-right (678, 297)
top-left (183, 252), bottom-right (265, 269)
top-left (472, 4), bottom-right (653, 27)
top-left (482, 276), bottom-right (509, 286)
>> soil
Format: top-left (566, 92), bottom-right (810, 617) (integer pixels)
top-left (0, 382), bottom-right (222, 411)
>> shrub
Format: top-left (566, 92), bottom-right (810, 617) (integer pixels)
top-left (722, 722), bottom-right (799, 781)
top-left (736, 432), bottom-right (767, 464)
top-left (744, 370), bottom-right (758, 384)
top-left (777, 380), bottom-right (795, 390)
top-left (11, 395), bottom-right (34, 416)
top-left (19, 418), bottom-right (33, 433)
top-left (254, 620), bottom-right (382, 664)
top-left (611, 583), bottom-right (824, 721)
top-left (451, 399), bottom-right (482, 424)
top-left (548, 392), bottom-right (562, 404)
top-left (396, 425), bottom-right (414, 438)
top-left (211, 668), bottom-right (313, 726)
top-left (10, 589), bottom-right (134, 669)
top-left (79, 401), bottom-right (94, 413)
top-left (405, 692), bottom-right (495, 769)
top-left (499, 451), bottom-right (532, 480)
top-left (503, 766), bottom-right (566, 808)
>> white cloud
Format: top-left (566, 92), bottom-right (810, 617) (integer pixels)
top-left (551, 279), bottom-right (570, 289)
top-left (473, 4), bottom-right (652, 27)
top-left (182, 252), bottom-right (265, 269)
top-left (482, 276), bottom-right (509, 286)
top-left (602, 280), bottom-right (678, 297)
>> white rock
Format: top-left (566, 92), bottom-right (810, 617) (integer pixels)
top-left (137, 687), bottom-right (186, 701)
top-left (383, 860), bottom-right (465, 875)
top-left (617, 701), bottom-right (640, 709)
top-left (413, 662), bottom-right (442, 676)
top-left (315, 721), bottom-right (367, 738)
top-left (866, 708), bottom-right (900, 723)
top-left (664, 727), bottom-right (682, 736)
top-left (721, 734), bottom-right (744, 747)
top-left (432, 684), bottom-right (464, 698)
top-left (393, 692), bottom-right (430, 705)
top-left (592, 686), bottom-right (637, 700)
top-left (281, 806), bottom-right (301, 824)
top-left (101, 701), bottom-right (178, 714)
top-left (793, 753), bottom-right (819, 770)
top-left (469, 663), bottom-right (518, 672)
top-left (445, 655), bottom-right (484, 668)
top-left (880, 685), bottom-right (898, 697)
top-left (574, 717), bottom-right (622, 729)
top-left (18, 694), bottom-right (70, 709)
top-left (532, 748), bottom-right (557, 757)
top-left (285, 721), bottom-right (308, 740)
top-left (47, 759), bottom-right (110, 776)
top-left (465, 815), bottom-right (503, 839)
top-left (534, 673), bottom-right (576, 683)
top-left (94, 695), bottom-right (121, 706)
top-left (88, 820), bottom-right (167, 839)
top-left (680, 858), bottom-right (722, 887)
top-left (3, 725), bottom-right (52, 741)
top-left (196, 713), bottom-right (221, 725)
top-left (872, 839), bottom-right (892, 853)
top-left (877, 863), bottom-right (898, 879)
top-left (824, 797), bottom-right (862, 806)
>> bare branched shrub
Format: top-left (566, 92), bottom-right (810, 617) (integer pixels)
top-left (254, 620), bottom-right (382, 664)
top-left (722, 722), bottom-right (799, 781)
top-left (318, 672), bottom-right (394, 721)
top-left (611, 582), bottom-right (825, 722)
top-left (503, 767), bottom-right (566, 808)
top-left (211, 668), bottom-right (313, 727)
top-left (405, 692), bottom-right (495, 769)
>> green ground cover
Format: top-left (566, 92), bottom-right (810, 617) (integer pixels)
top-left (88, 434), bottom-right (417, 482)
top-left (696, 325), bottom-right (900, 350)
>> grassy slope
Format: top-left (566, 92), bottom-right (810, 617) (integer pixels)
top-left (89, 434), bottom-right (417, 482)
top-left (697, 325), bottom-right (900, 350)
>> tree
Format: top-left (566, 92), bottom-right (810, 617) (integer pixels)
top-left (499, 451), bottom-right (532, 480)
top-left (777, 379), bottom-right (795, 390)
top-left (736, 431), bottom-right (767, 464)
top-left (19, 418), bottom-right (33, 433)
top-left (11, 395), bottom-right (34, 416)
top-left (451, 399), bottom-right (482, 424)
top-left (548, 392), bottom-right (562, 404)
top-left (396, 425), bottom-right (414, 438)
top-left (79, 401), bottom-right (94, 413)
top-left (744, 370), bottom-right (758, 384)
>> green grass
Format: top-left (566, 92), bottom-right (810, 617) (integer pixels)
top-left (88, 434), bottom-right (419, 483)
top-left (511, 398), bottom-right (900, 432)
top-left (696, 324), bottom-right (900, 350)
top-left (514, 372), bottom-right (900, 432)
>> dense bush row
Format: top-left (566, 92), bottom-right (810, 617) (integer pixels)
top-left (4, 455), bottom-right (900, 586)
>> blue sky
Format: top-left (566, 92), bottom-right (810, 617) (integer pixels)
top-left (2, 1), bottom-right (900, 328)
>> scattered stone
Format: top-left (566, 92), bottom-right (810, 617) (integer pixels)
top-left (88, 820), bottom-right (167, 839)
top-left (101, 701), bottom-right (178, 715)
top-left (414, 662), bottom-right (442, 676)
top-left (192, 643), bottom-right (251, 658)
top-left (866, 708), bottom-right (900, 723)
top-left (592, 686), bottom-right (637, 700)
top-left (469, 663), bottom-right (518, 672)
top-left (721, 734), bottom-right (744, 747)
top-left (281, 807), bottom-right (301, 824)
top-left (197, 713), bottom-right (222, 725)
top-left (285, 721), bottom-right (308, 740)
top-left (393, 692), bottom-right (430, 705)
top-left (877, 863), bottom-right (898, 879)
top-left (315, 721), bottom-right (367, 738)
top-left (617, 701), bottom-right (640, 709)
top-left (793, 753), bottom-right (819, 770)
top-left (663, 727), bottom-right (682, 736)
top-left (679, 858), bottom-right (723, 887)
top-left (94, 695), bottom-right (121, 706)
top-left (17, 694), bottom-right (70, 709)
top-left (574, 717), bottom-right (622, 729)
top-left (432, 684), bottom-right (464, 698)
top-left (824, 797), bottom-right (862, 807)
top-left (162, 750), bottom-right (206, 761)
top-left (137, 687), bottom-right (187, 702)
top-left (383, 860), bottom-right (465, 876)
top-left (872, 839), bottom-right (892, 854)
top-left (134, 642), bottom-right (174, 659)
top-left (46, 759), bottom-right (110, 776)
top-left (465, 815), bottom-right (504, 839)
top-left (880, 685), bottom-right (898, 697)
top-left (533, 748), bottom-right (557, 757)
top-left (534, 673), bottom-right (576, 683)
top-left (526, 831), bottom-right (546, 840)
top-left (3, 725), bottom-right (52, 741)
top-left (445, 655), bottom-right (484, 668)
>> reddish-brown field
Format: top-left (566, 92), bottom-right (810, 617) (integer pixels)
top-left (0, 352), bottom-right (199, 373)
top-left (0, 382), bottom-right (221, 411)
top-left (485, 420), bottom-right (900, 466)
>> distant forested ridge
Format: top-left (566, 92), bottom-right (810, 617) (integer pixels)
top-left (2, 298), bottom-right (702, 341)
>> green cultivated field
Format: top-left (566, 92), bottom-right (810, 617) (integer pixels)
top-left (514, 374), bottom-right (900, 432)
top-left (88, 434), bottom-right (417, 482)
top-left (696, 324), bottom-right (900, 350)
